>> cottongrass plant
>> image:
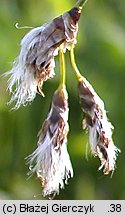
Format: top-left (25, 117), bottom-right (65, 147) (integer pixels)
top-left (26, 49), bottom-right (73, 198)
top-left (5, 2), bottom-right (83, 109)
top-left (5, 0), bottom-right (120, 198)
top-left (70, 44), bottom-right (120, 174)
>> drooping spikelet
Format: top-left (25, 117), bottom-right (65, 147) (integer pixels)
top-left (78, 77), bottom-right (120, 174)
top-left (6, 7), bottom-right (81, 109)
top-left (26, 86), bottom-right (73, 197)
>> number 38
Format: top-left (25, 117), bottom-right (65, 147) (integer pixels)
top-left (109, 204), bottom-right (121, 212)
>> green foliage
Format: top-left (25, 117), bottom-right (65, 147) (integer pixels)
top-left (0, 0), bottom-right (125, 199)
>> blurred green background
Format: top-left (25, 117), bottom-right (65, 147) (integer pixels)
top-left (0, 0), bottom-right (125, 200)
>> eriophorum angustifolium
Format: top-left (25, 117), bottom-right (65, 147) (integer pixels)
top-left (69, 44), bottom-right (120, 176)
top-left (5, 6), bottom-right (82, 110)
top-left (26, 86), bottom-right (73, 198)
top-left (5, 0), bottom-right (121, 198)
top-left (78, 77), bottom-right (121, 174)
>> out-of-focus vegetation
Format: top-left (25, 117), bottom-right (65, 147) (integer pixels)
top-left (0, 0), bottom-right (125, 200)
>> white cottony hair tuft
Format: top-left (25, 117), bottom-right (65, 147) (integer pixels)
top-left (27, 129), bottom-right (73, 198)
top-left (6, 61), bottom-right (37, 110)
top-left (6, 26), bottom-right (46, 109)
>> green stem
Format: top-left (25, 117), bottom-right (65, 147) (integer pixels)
top-left (75, 0), bottom-right (88, 8)
top-left (70, 44), bottom-right (83, 81)
top-left (59, 48), bottom-right (66, 89)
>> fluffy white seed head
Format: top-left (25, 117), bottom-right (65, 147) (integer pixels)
top-left (5, 7), bottom-right (81, 109)
top-left (26, 86), bottom-right (73, 198)
top-left (78, 77), bottom-right (120, 174)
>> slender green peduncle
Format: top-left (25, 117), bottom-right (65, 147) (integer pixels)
top-left (70, 44), bottom-right (83, 81)
top-left (59, 48), bottom-right (66, 89)
top-left (75, 0), bottom-right (88, 8)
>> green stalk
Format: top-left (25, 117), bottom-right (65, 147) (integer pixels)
top-left (59, 48), bottom-right (66, 89)
top-left (70, 44), bottom-right (83, 81)
top-left (75, 0), bottom-right (88, 8)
